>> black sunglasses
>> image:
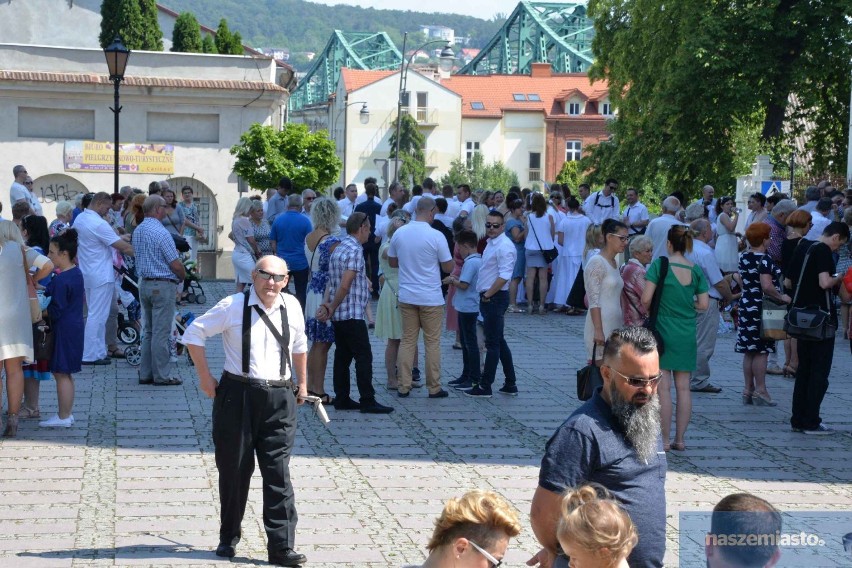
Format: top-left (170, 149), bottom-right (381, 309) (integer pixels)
top-left (485, 222), bottom-right (503, 229)
top-left (256, 269), bottom-right (287, 282)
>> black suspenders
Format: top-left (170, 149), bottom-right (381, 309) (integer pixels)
top-left (241, 291), bottom-right (292, 378)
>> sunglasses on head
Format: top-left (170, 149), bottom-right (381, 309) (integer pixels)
top-left (256, 269), bottom-right (287, 282)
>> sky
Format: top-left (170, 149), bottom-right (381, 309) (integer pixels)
top-left (306, 0), bottom-right (519, 19)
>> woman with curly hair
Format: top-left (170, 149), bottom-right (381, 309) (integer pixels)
top-left (557, 484), bottom-right (637, 568)
top-left (410, 489), bottom-right (521, 568)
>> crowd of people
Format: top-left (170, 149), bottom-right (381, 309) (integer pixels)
top-left (2, 163), bottom-right (849, 565)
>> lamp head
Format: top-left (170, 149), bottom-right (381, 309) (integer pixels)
top-left (438, 44), bottom-right (455, 72)
top-left (359, 103), bottom-right (370, 124)
top-left (104, 36), bottom-right (131, 80)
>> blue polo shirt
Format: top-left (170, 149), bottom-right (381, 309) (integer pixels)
top-left (269, 211), bottom-right (312, 271)
top-left (539, 388), bottom-right (667, 568)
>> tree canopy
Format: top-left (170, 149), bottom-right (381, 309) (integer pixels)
top-left (438, 153), bottom-right (520, 190)
top-left (99, 0), bottom-right (163, 50)
top-left (231, 123), bottom-right (341, 192)
top-left (215, 19), bottom-right (244, 55)
top-left (171, 12), bottom-right (203, 53)
top-left (584, 0), bottom-right (851, 196)
top-left (388, 114), bottom-right (427, 187)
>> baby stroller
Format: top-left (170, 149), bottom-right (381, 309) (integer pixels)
top-left (115, 265), bottom-right (143, 366)
top-left (181, 260), bottom-right (207, 305)
top-left (174, 311), bottom-right (196, 366)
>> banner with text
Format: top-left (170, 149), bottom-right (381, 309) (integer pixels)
top-left (64, 141), bottom-right (175, 175)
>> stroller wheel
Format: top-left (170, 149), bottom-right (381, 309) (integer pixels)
top-left (185, 293), bottom-right (196, 304)
top-left (125, 345), bottom-right (142, 367)
top-left (119, 326), bottom-right (139, 345)
top-left (196, 294), bottom-right (207, 304)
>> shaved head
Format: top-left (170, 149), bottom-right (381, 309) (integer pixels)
top-left (255, 255), bottom-right (288, 274)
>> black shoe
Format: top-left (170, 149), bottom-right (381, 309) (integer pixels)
top-left (397, 390), bottom-right (410, 398)
top-left (268, 548), bottom-right (307, 566)
top-left (333, 398), bottom-right (361, 411)
top-left (465, 386), bottom-right (492, 398)
top-left (82, 358), bottom-right (112, 366)
top-left (138, 378), bottom-right (154, 385)
top-left (452, 380), bottom-right (474, 390)
top-left (215, 543), bottom-right (236, 558)
top-left (690, 384), bottom-right (722, 393)
top-left (359, 400), bottom-right (394, 414)
top-left (448, 377), bottom-right (468, 386)
top-left (498, 385), bottom-right (519, 396)
top-left (412, 367), bottom-right (421, 380)
top-left (428, 389), bottom-right (449, 399)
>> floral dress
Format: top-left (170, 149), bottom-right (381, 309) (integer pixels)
top-left (304, 235), bottom-right (340, 343)
top-left (252, 218), bottom-right (272, 257)
top-left (735, 252), bottom-right (780, 354)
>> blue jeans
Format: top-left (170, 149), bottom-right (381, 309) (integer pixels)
top-left (480, 290), bottom-right (516, 387)
top-left (457, 311), bottom-right (480, 384)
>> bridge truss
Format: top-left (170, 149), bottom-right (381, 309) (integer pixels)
top-left (457, 1), bottom-right (595, 75)
top-left (288, 30), bottom-right (402, 111)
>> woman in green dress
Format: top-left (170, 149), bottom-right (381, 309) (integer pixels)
top-left (375, 212), bottom-right (408, 389)
top-left (642, 225), bottom-right (709, 452)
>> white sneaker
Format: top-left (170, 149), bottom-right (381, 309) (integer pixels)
top-left (39, 414), bottom-right (74, 428)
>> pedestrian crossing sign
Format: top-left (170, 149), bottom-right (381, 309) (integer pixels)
top-left (760, 181), bottom-right (788, 195)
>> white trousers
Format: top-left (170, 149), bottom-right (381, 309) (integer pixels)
top-left (83, 282), bottom-right (113, 362)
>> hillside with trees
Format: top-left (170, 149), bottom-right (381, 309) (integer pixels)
top-left (160, 0), bottom-right (502, 62)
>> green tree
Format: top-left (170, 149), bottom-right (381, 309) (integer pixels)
top-left (215, 19), bottom-right (233, 54)
top-left (99, 0), bottom-right (144, 50)
top-left (230, 32), bottom-right (244, 54)
top-left (554, 160), bottom-right (582, 191)
top-left (585, 0), bottom-right (851, 195)
top-left (438, 153), bottom-right (519, 190)
top-left (138, 0), bottom-right (164, 50)
top-left (230, 123), bottom-right (341, 192)
top-left (171, 12), bottom-right (203, 53)
top-left (388, 114), bottom-right (426, 186)
top-left (201, 34), bottom-right (217, 54)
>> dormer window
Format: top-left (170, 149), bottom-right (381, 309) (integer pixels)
top-left (567, 102), bottom-right (581, 115)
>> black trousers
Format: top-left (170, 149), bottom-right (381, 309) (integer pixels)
top-left (331, 319), bottom-right (376, 403)
top-left (290, 268), bottom-right (309, 310)
top-left (363, 243), bottom-right (380, 297)
top-left (213, 375), bottom-right (298, 551)
top-left (792, 337), bottom-right (834, 430)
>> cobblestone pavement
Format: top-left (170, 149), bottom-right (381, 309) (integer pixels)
top-left (2, 280), bottom-right (850, 567)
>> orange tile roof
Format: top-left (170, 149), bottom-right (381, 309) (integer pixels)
top-left (0, 70), bottom-right (287, 92)
top-left (340, 68), bottom-right (396, 93)
top-left (441, 73), bottom-right (608, 118)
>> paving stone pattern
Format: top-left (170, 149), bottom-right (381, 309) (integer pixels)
top-left (2, 280), bottom-right (850, 566)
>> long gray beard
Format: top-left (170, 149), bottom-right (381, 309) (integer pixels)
top-left (609, 383), bottom-right (662, 464)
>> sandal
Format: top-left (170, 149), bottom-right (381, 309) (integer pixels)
top-left (19, 406), bottom-right (40, 419)
top-left (670, 442), bottom-right (686, 452)
top-left (308, 391), bottom-right (335, 405)
top-left (108, 347), bottom-right (126, 359)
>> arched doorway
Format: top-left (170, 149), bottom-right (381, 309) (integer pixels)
top-left (165, 177), bottom-right (219, 254)
top-left (30, 174), bottom-right (89, 222)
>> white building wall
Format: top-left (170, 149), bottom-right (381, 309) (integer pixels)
top-left (0, 45), bottom-right (287, 279)
top-left (502, 112), bottom-right (547, 187)
top-left (333, 72), bottom-right (462, 191)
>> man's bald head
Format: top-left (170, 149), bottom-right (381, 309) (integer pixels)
top-left (255, 255), bottom-right (289, 274)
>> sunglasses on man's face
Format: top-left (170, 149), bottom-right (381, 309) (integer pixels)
top-left (256, 269), bottom-right (288, 282)
top-left (485, 222), bottom-right (503, 229)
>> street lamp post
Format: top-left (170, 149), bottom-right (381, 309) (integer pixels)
top-left (331, 101), bottom-right (369, 186)
top-left (392, 32), bottom-right (455, 184)
top-left (104, 36), bottom-right (130, 195)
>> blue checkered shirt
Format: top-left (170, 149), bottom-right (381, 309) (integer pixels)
top-left (132, 218), bottom-right (180, 280)
top-left (328, 235), bottom-right (369, 321)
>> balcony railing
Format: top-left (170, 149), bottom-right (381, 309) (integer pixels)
top-left (528, 169), bottom-right (542, 182)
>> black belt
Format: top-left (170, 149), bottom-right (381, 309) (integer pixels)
top-left (222, 370), bottom-right (293, 388)
top-left (143, 277), bottom-right (178, 283)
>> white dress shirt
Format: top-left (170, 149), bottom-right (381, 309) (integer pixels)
top-left (338, 197), bottom-right (357, 218)
top-left (73, 209), bottom-right (120, 288)
top-left (380, 197), bottom-right (396, 216)
top-left (804, 210), bottom-right (831, 240)
top-left (478, 232), bottom-right (516, 292)
top-left (646, 214), bottom-right (688, 259)
top-left (182, 290), bottom-right (307, 382)
top-left (686, 239), bottom-right (724, 300)
top-left (459, 197), bottom-right (475, 216)
top-left (583, 191), bottom-right (620, 225)
top-left (621, 202), bottom-right (650, 234)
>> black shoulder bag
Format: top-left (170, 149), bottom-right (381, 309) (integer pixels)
top-left (784, 244), bottom-right (837, 341)
top-left (529, 215), bottom-right (558, 264)
top-left (576, 343), bottom-right (603, 401)
top-left (643, 257), bottom-right (669, 355)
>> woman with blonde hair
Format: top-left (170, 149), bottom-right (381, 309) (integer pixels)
top-left (413, 489), bottom-right (521, 568)
top-left (304, 197), bottom-right (342, 403)
top-left (375, 211), bottom-right (409, 390)
top-left (470, 204), bottom-right (489, 252)
top-left (557, 484), bottom-right (637, 568)
top-left (230, 196), bottom-right (256, 292)
top-left (0, 220), bottom-right (54, 437)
